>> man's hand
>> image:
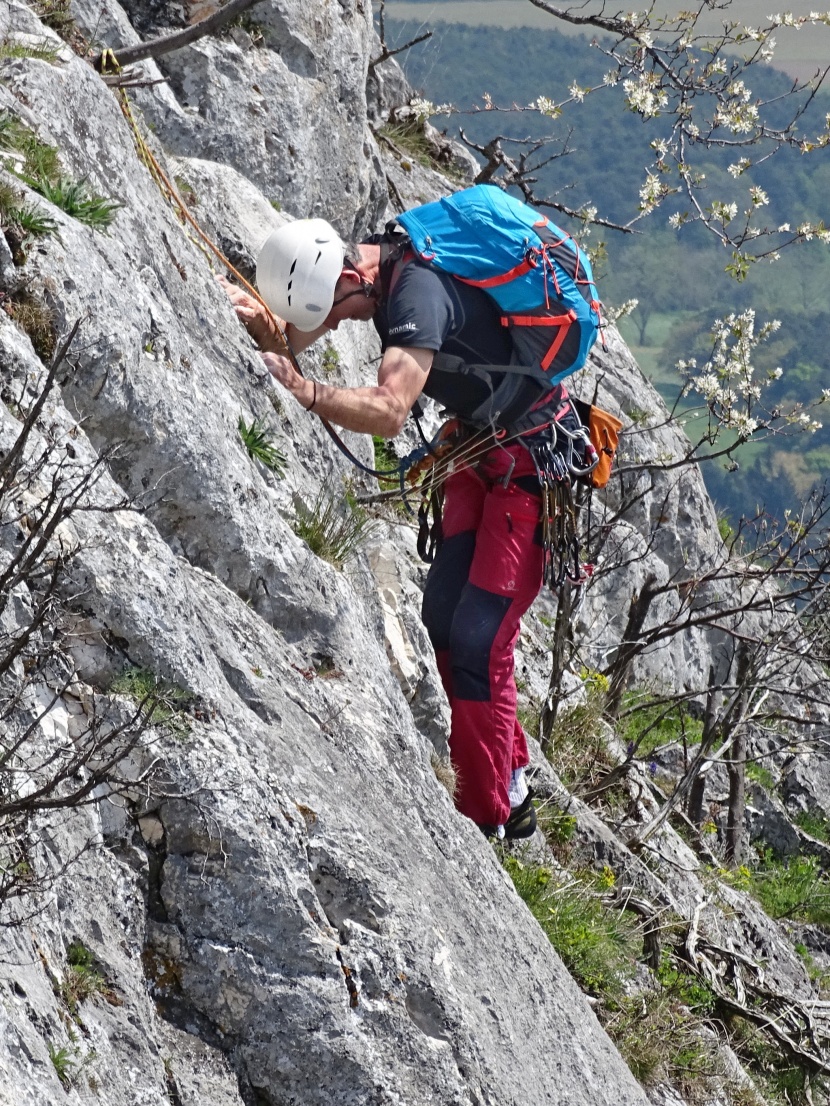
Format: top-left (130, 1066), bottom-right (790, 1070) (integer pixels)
top-left (261, 352), bottom-right (315, 411)
top-left (217, 275), bottom-right (284, 353)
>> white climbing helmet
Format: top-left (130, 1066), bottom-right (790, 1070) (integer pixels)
top-left (256, 219), bottom-right (346, 332)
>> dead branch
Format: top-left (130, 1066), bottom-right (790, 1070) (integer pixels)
top-left (96, 0), bottom-right (262, 70)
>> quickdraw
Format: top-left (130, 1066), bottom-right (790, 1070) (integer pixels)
top-left (526, 427), bottom-right (589, 592)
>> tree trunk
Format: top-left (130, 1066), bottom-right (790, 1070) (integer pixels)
top-left (725, 646), bottom-right (751, 867)
top-left (687, 670), bottom-right (718, 827)
top-left (540, 580), bottom-right (574, 756)
top-left (605, 573), bottom-right (658, 717)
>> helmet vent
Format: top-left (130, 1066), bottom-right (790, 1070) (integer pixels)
top-left (289, 259), bottom-right (297, 275)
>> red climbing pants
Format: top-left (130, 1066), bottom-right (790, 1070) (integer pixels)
top-left (421, 443), bottom-right (544, 827)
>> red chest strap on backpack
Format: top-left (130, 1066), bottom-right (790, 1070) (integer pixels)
top-left (501, 310), bottom-right (578, 372)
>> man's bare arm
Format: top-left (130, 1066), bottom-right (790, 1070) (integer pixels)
top-left (263, 345), bottom-right (433, 437)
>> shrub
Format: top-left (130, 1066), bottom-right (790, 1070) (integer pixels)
top-left (238, 415), bottom-right (286, 476)
top-left (290, 488), bottom-right (377, 569)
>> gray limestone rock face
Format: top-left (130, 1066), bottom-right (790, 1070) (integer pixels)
top-left (1, 3), bottom-right (826, 1105)
top-left (0, 6), bottom-right (654, 1104)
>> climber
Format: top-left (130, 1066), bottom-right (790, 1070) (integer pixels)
top-left (220, 214), bottom-right (563, 841)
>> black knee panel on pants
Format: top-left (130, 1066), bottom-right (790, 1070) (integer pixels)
top-left (421, 531), bottom-right (476, 651)
top-left (449, 584), bottom-right (513, 702)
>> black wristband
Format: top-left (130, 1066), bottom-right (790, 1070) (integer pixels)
top-left (307, 380), bottom-right (317, 412)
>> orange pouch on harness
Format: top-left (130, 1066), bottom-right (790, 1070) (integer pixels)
top-left (573, 399), bottom-right (623, 489)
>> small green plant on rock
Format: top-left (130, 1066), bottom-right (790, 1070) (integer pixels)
top-left (290, 487), bottom-right (378, 569)
top-left (31, 176), bottom-right (121, 231)
top-left (60, 941), bottom-right (108, 1015)
top-left (173, 174), bottom-right (198, 207)
top-left (110, 666), bottom-right (193, 739)
top-left (238, 414), bottom-right (286, 476)
top-left (321, 342), bottom-right (340, 377)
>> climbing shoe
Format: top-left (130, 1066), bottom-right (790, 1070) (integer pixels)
top-left (478, 790), bottom-right (537, 841)
top-left (503, 790), bottom-right (537, 839)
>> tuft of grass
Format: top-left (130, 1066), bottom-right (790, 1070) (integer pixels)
top-left (746, 760), bottom-right (776, 790)
top-left (0, 111), bottom-right (60, 182)
top-left (0, 39), bottom-right (61, 62)
top-left (545, 684), bottom-right (615, 799)
top-left (60, 941), bottom-right (108, 1014)
top-left (793, 809), bottom-right (830, 843)
top-left (618, 691), bottom-right (704, 758)
top-left (48, 1043), bottom-right (75, 1087)
top-left (430, 750), bottom-right (457, 800)
top-left (290, 487), bottom-right (378, 569)
top-left (727, 1015), bottom-right (827, 1105)
top-left (749, 850), bottom-right (830, 924)
top-left (31, 0), bottom-right (76, 39)
top-left (238, 414), bottom-right (286, 476)
top-left (30, 176), bottom-right (120, 230)
top-left (605, 988), bottom-right (722, 1100)
top-left (0, 112), bottom-right (119, 231)
top-left (503, 855), bottom-right (637, 997)
top-left (110, 666), bottom-right (193, 739)
top-left (4, 293), bottom-right (56, 361)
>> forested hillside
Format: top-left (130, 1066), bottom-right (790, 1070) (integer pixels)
top-left (383, 16), bottom-right (830, 524)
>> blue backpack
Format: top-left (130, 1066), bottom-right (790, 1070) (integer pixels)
top-left (396, 185), bottom-right (602, 407)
